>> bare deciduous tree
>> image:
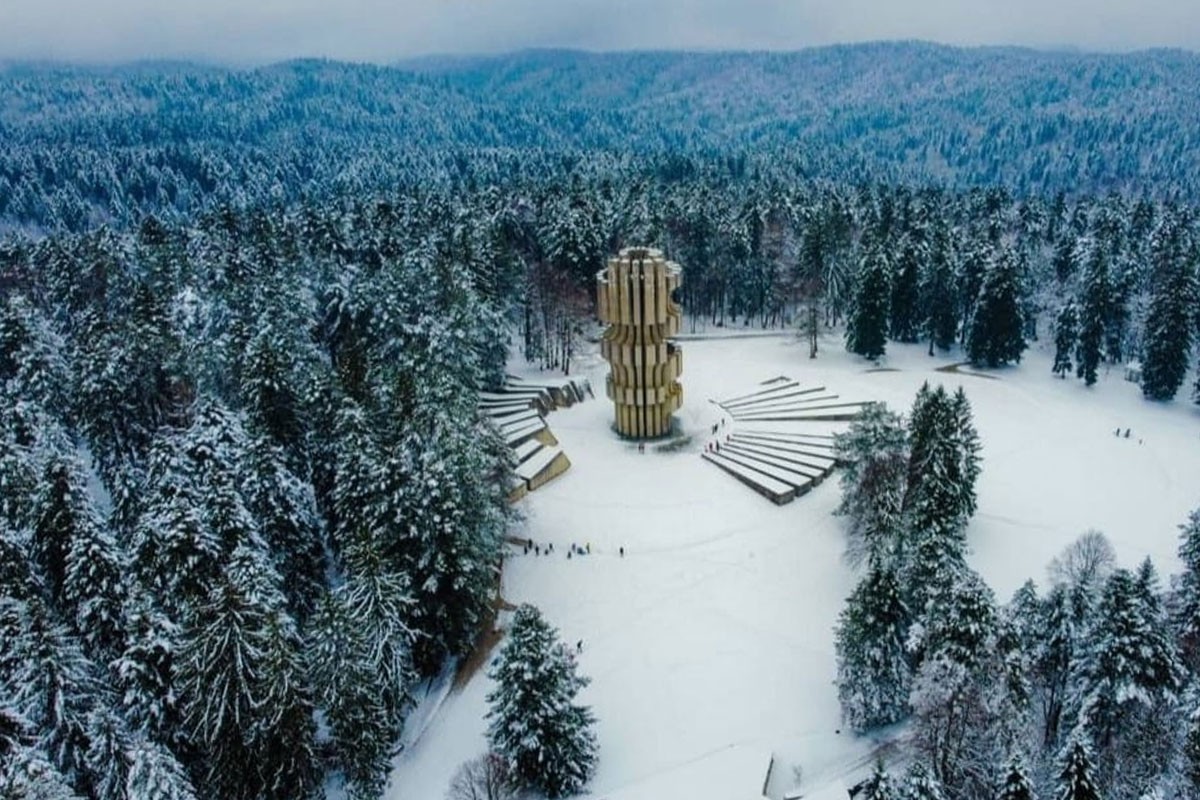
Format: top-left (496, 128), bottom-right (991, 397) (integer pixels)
top-left (446, 753), bottom-right (515, 800)
top-left (1047, 530), bottom-right (1115, 593)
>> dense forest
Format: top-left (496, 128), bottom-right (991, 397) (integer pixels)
top-left (1, 41), bottom-right (1200, 800)
top-left (4, 43), bottom-right (1200, 233)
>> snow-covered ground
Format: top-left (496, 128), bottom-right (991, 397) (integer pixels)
top-left (387, 331), bottom-right (1200, 800)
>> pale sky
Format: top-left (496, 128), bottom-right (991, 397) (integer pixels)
top-left (1, 0), bottom-right (1197, 64)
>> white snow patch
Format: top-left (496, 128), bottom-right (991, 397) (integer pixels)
top-left (596, 744), bottom-right (772, 800)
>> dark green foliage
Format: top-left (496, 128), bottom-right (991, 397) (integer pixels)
top-left (1140, 249), bottom-right (1196, 400)
top-left (486, 605), bottom-right (597, 798)
top-left (966, 248), bottom-right (1027, 368)
top-left (1056, 740), bottom-right (1101, 800)
top-left (1071, 566), bottom-right (1183, 792)
top-left (922, 223), bottom-right (959, 353)
top-left (847, 244), bottom-right (891, 360)
top-left (176, 547), bottom-right (318, 800)
top-left (1052, 302), bottom-right (1078, 378)
top-left (1186, 705), bottom-right (1200, 793)
top-left (835, 560), bottom-right (912, 731)
top-left (904, 384), bottom-right (982, 599)
top-left (1177, 508), bottom-right (1200, 669)
top-left (1075, 246), bottom-right (1110, 387)
top-left (306, 547), bottom-right (416, 799)
top-left (891, 234), bottom-right (924, 343)
top-left (996, 755), bottom-right (1035, 800)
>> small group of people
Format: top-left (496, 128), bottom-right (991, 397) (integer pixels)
top-left (1112, 426), bottom-right (1143, 444)
top-left (703, 418), bottom-right (729, 455)
top-left (522, 538), bottom-right (552, 556)
top-left (521, 539), bottom-right (626, 558)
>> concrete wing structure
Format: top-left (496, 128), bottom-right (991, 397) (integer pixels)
top-left (597, 247), bottom-right (684, 439)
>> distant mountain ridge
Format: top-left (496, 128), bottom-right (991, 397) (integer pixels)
top-left (2, 41), bottom-right (1199, 231)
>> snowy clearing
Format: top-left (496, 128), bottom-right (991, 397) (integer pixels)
top-left (387, 331), bottom-right (1200, 800)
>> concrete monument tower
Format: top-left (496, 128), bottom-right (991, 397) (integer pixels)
top-left (596, 247), bottom-right (683, 439)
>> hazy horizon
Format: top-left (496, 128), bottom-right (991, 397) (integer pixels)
top-left (2, 0), bottom-right (1198, 66)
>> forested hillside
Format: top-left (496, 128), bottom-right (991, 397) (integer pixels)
top-left (4, 43), bottom-right (1200, 232)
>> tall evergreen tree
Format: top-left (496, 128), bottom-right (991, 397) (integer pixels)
top-left (996, 754), bottom-right (1035, 800)
top-left (1052, 302), bottom-right (1078, 379)
top-left (847, 243), bottom-right (891, 360)
top-left (1071, 566), bottom-right (1183, 790)
top-left (922, 221), bottom-right (959, 354)
top-left (1176, 507), bottom-right (1200, 669)
top-left (176, 546), bottom-right (318, 800)
top-left (833, 403), bottom-right (910, 564)
top-left (835, 560), bottom-right (912, 731)
top-left (1140, 252), bottom-right (1196, 400)
top-left (891, 233), bottom-right (924, 343)
top-left (1056, 739), bottom-right (1101, 800)
top-left (1075, 245), bottom-right (1110, 387)
top-left (307, 545), bottom-right (416, 800)
top-left (966, 248), bottom-right (1027, 368)
top-left (486, 605), bottom-right (597, 798)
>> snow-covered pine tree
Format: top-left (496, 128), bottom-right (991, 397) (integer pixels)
top-left (111, 595), bottom-right (179, 742)
top-left (1056, 739), bottom-right (1101, 800)
top-left (862, 761), bottom-right (898, 800)
top-left (241, 431), bottom-right (325, 621)
top-left (966, 247), bottom-right (1027, 367)
top-left (175, 545), bottom-right (317, 800)
top-left (835, 559), bottom-right (912, 732)
top-left (906, 383), bottom-right (981, 537)
top-left (914, 568), bottom-right (997, 671)
top-left (486, 604), bottom-right (597, 798)
top-left (0, 746), bottom-right (83, 799)
top-left (82, 708), bottom-right (130, 800)
top-left (1185, 701), bottom-right (1200, 794)
top-left (241, 323), bottom-right (305, 454)
top-left (1176, 507), bottom-right (1200, 670)
top-left (908, 569), bottom-right (1007, 798)
top-left (1070, 566), bottom-right (1183, 792)
top-left (996, 754), bottom-right (1035, 800)
top-left (921, 221), bottom-right (958, 354)
top-left (891, 233), bottom-right (924, 343)
top-left (903, 384), bottom-right (980, 609)
top-left (306, 544), bottom-right (416, 800)
top-left (1140, 249), bottom-right (1196, 400)
top-left (1052, 302), bottom-right (1078, 379)
top-left (957, 237), bottom-right (991, 344)
top-left (0, 595), bottom-right (101, 792)
top-left (1033, 585), bottom-right (1080, 749)
top-left (900, 761), bottom-right (945, 800)
top-left (832, 403), bottom-right (909, 565)
top-left (1075, 245), bottom-right (1110, 387)
top-left (847, 242), bottom-right (891, 360)
top-left (123, 738), bottom-right (199, 800)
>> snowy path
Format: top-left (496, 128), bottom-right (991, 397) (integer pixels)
top-left (386, 335), bottom-right (1200, 800)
